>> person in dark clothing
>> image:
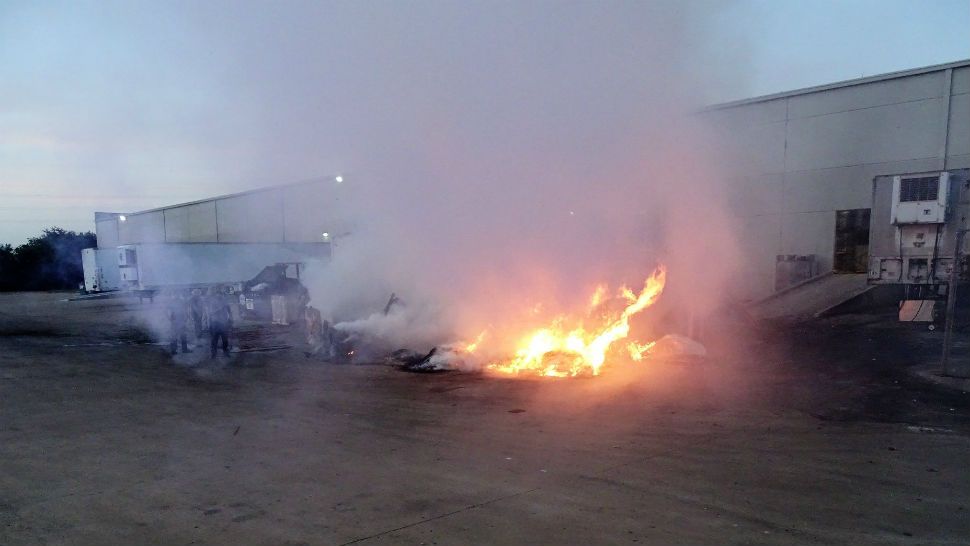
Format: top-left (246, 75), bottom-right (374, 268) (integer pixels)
top-left (207, 288), bottom-right (233, 358)
top-left (167, 292), bottom-right (191, 355)
top-left (188, 288), bottom-right (205, 339)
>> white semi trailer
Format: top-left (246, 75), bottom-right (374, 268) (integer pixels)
top-left (117, 242), bottom-right (329, 290)
top-left (82, 242), bottom-right (330, 294)
top-left (81, 248), bottom-right (122, 293)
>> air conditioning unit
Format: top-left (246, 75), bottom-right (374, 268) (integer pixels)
top-left (117, 247), bottom-right (137, 266)
top-left (891, 173), bottom-right (949, 224)
top-left (120, 266), bottom-right (139, 282)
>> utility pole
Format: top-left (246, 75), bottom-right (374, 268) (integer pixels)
top-left (941, 229), bottom-right (968, 376)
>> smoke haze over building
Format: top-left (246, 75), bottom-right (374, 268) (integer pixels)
top-left (2, 1), bottom-right (968, 242)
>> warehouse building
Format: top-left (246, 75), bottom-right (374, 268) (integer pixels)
top-left (704, 59), bottom-right (970, 302)
top-left (83, 177), bottom-right (349, 292)
top-left (84, 60), bottom-right (970, 308)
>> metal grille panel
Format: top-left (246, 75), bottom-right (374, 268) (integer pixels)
top-left (899, 176), bottom-right (939, 202)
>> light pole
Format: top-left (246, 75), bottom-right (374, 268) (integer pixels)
top-left (321, 232), bottom-right (334, 260)
top-left (941, 228), bottom-right (968, 377)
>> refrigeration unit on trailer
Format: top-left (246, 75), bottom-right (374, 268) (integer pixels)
top-left (868, 169), bottom-right (970, 322)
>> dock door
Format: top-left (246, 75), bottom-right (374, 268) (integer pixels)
top-left (834, 208), bottom-right (871, 273)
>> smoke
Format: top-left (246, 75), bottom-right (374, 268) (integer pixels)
top-left (5, 1), bottom-right (750, 355)
top-left (296, 2), bottom-right (747, 355)
top-left (334, 305), bottom-right (451, 357)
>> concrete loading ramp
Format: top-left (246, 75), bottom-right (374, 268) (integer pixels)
top-left (752, 272), bottom-right (874, 320)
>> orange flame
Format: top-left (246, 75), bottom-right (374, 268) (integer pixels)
top-left (588, 284), bottom-right (608, 308)
top-left (487, 266), bottom-right (666, 377)
top-left (626, 341), bottom-right (657, 361)
top-left (464, 330), bottom-right (487, 353)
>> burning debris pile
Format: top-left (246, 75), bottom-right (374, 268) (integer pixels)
top-left (374, 266), bottom-right (675, 378)
top-left (485, 266), bottom-right (667, 377)
top-left (386, 345), bottom-right (476, 373)
top-left (305, 255), bottom-right (710, 379)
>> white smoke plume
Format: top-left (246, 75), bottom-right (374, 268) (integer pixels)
top-left (298, 2), bottom-right (747, 356)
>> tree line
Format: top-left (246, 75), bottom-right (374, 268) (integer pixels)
top-left (0, 228), bottom-right (97, 291)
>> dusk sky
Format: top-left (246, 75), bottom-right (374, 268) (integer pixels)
top-left (1, 0), bottom-right (968, 244)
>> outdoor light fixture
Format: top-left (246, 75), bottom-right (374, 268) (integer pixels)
top-left (322, 232), bottom-right (331, 241)
top-left (335, 175), bottom-right (343, 183)
top-left (119, 215), bottom-right (127, 222)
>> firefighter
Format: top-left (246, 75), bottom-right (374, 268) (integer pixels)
top-left (167, 291), bottom-right (191, 355)
top-left (207, 287), bottom-right (233, 359)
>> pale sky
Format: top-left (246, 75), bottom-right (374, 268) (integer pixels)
top-left (1, 0), bottom-right (968, 244)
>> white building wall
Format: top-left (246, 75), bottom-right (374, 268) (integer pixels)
top-left (118, 210), bottom-right (165, 244)
top-left (95, 219), bottom-right (119, 248)
top-left (282, 178), bottom-right (357, 243)
top-left (283, 182), bottom-right (330, 243)
top-left (91, 180), bottom-right (343, 289)
top-left (704, 61), bottom-right (970, 300)
top-left (102, 178), bottom-right (344, 246)
top-left (163, 201), bottom-right (218, 242)
top-left (216, 190), bottom-right (286, 243)
top-left (784, 98), bottom-right (944, 171)
top-left (947, 73), bottom-right (970, 167)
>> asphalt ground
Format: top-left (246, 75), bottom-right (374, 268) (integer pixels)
top-left (2, 292), bottom-right (969, 545)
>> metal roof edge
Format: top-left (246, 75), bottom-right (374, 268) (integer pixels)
top-left (702, 58), bottom-right (970, 112)
top-left (94, 212), bottom-right (124, 221)
top-left (121, 176), bottom-right (339, 218)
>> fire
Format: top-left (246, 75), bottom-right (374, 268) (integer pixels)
top-left (626, 341), bottom-right (656, 361)
top-left (588, 284), bottom-right (608, 308)
top-left (487, 266), bottom-right (666, 377)
top-left (464, 330), bottom-right (487, 353)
